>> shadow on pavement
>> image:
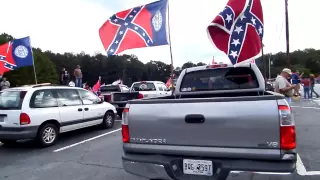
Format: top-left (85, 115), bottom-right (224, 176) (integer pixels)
top-left (0, 125), bottom-right (113, 151)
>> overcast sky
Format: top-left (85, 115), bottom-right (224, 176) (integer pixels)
top-left (0, 0), bottom-right (317, 66)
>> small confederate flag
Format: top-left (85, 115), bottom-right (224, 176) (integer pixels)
top-left (92, 77), bottom-right (101, 93)
top-left (99, 0), bottom-right (169, 56)
top-left (207, 0), bottom-right (264, 65)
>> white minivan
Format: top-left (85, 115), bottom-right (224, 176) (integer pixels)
top-left (0, 84), bottom-right (117, 147)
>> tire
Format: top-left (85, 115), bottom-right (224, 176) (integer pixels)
top-left (0, 140), bottom-right (17, 145)
top-left (37, 123), bottom-right (59, 147)
top-left (102, 111), bottom-right (115, 129)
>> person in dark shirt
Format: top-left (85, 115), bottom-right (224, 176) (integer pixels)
top-left (310, 74), bottom-right (319, 98)
top-left (61, 68), bottom-right (70, 85)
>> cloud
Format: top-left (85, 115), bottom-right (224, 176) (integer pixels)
top-left (0, 0), bottom-right (319, 67)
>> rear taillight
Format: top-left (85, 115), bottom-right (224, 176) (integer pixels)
top-left (122, 108), bottom-right (130, 143)
top-left (20, 113), bottom-right (31, 125)
top-left (138, 93), bottom-right (144, 99)
top-left (279, 105), bottom-right (296, 150)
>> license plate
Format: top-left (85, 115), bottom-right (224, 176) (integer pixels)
top-left (183, 159), bottom-right (213, 176)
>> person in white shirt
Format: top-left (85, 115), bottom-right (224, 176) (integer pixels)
top-left (274, 68), bottom-right (296, 102)
top-left (0, 77), bottom-right (10, 90)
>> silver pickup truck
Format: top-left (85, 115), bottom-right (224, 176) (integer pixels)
top-left (121, 63), bottom-right (297, 180)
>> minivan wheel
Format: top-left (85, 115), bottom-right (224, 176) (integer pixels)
top-left (102, 111), bottom-right (115, 129)
top-left (37, 123), bottom-right (58, 147)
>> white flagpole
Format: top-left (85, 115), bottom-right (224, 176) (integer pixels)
top-left (28, 37), bottom-right (38, 84)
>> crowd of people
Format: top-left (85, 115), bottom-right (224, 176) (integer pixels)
top-left (274, 68), bottom-right (319, 102)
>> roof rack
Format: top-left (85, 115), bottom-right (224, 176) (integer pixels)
top-left (29, 83), bottom-right (70, 88)
top-left (21, 83), bottom-right (51, 87)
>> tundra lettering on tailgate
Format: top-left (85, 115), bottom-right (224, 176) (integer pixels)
top-left (130, 138), bottom-right (166, 144)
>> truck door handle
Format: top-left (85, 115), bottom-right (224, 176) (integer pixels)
top-left (185, 114), bottom-right (205, 124)
top-left (78, 108), bottom-right (83, 111)
top-left (84, 108), bottom-right (89, 111)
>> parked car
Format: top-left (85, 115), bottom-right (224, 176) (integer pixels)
top-left (99, 84), bottom-right (142, 117)
top-left (130, 81), bottom-right (172, 98)
top-left (121, 63), bottom-right (296, 180)
top-left (0, 84), bottom-right (117, 147)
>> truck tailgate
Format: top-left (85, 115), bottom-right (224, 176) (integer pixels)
top-left (113, 92), bottom-right (139, 102)
top-left (128, 96), bottom-right (280, 149)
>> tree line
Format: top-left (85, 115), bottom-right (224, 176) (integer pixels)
top-left (1, 33), bottom-right (319, 87)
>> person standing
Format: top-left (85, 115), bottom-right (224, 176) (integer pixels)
top-left (0, 77), bottom-right (10, 90)
top-left (73, 65), bottom-right (83, 87)
top-left (310, 74), bottom-right (319, 98)
top-left (60, 68), bottom-right (70, 85)
top-left (274, 68), bottom-right (296, 103)
top-left (302, 75), bottom-right (311, 99)
top-left (291, 71), bottom-right (302, 96)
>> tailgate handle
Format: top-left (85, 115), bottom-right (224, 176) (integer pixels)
top-left (185, 114), bottom-right (205, 124)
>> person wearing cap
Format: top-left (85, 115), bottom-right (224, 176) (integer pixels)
top-left (274, 68), bottom-right (296, 102)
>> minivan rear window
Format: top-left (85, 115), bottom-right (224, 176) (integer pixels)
top-left (180, 67), bottom-right (258, 92)
top-left (0, 90), bottom-right (27, 109)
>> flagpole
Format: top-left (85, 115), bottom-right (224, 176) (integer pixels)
top-left (261, 42), bottom-right (266, 79)
top-left (285, 0), bottom-right (290, 68)
top-left (268, 56), bottom-right (271, 79)
top-left (29, 38), bottom-right (38, 84)
top-left (167, 0), bottom-right (175, 93)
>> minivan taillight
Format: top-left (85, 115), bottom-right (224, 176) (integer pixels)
top-left (279, 105), bottom-right (296, 150)
top-left (20, 113), bottom-right (31, 125)
top-left (138, 93), bottom-right (144, 99)
top-left (122, 108), bottom-right (130, 143)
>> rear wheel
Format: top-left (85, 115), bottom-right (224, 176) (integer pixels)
top-left (37, 123), bottom-right (59, 147)
top-left (102, 111), bottom-right (115, 129)
top-left (0, 140), bottom-right (17, 145)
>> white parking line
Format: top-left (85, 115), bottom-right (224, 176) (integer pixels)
top-left (296, 154), bottom-right (320, 176)
top-left (296, 154), bottom-right (307, 175)
top-left (53, 128), bottom-right (121, 152)
top-left (291, 106), bottom-right (320, 110)
top-left (231, 154), bottom-right (320, 176)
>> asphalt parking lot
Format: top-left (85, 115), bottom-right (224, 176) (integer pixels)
top-left (1, 99), bottom-right (320, 180)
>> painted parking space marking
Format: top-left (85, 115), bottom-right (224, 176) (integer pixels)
top-left (53, 128), bottom-right (121, 152)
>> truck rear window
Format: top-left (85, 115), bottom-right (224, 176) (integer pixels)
top-left (0, 90), bottom-right (27, 109)
top-left (180, 67), bottom-right (258, 91)
top-left (131, 82), bottom-right (156, 91)
top-left (100, 85), bottom-right (120, 92)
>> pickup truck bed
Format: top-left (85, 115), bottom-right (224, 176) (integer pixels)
top-left (121, 63), bottom-right (296, 180)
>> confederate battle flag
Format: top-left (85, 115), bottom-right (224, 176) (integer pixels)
top-left (207, 0), bottom-right (264, 65)
top-left (99, 0), bottom-right (169, 56)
